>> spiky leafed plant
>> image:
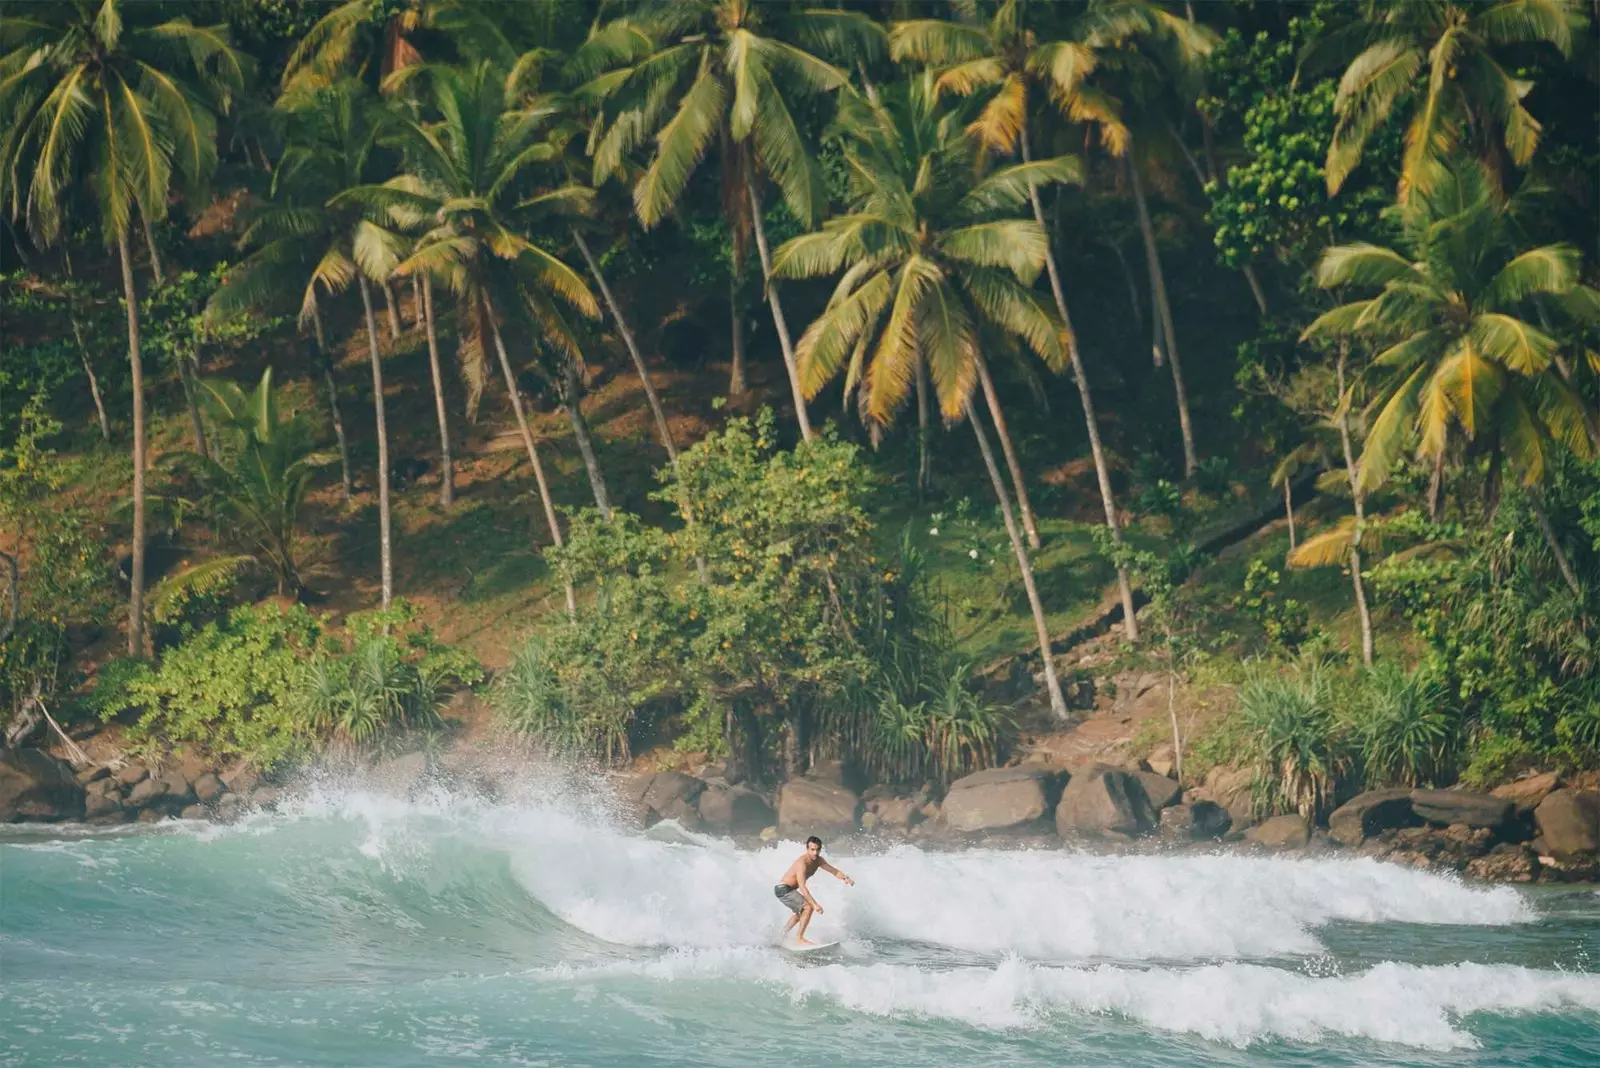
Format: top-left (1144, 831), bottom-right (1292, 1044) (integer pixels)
top-left (348, 62), bottom-right (601, 617)
top-left (889, 0), bottom-right (1203, 628)
top-left (0, 0), bottom-right (246, 656)
top-left (772, 74), bottom-right (1077, 719)
top-left (1304, 0), bottom-right (1586, 198)
top-left (580, 0), bottom-right (883, 442)
top-left (280, 0), bottom-right (516, 94)
top-left (1302, 159), bottom-right (1595, 596)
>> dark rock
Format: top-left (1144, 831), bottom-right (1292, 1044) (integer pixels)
top-left (115, 762), bottom-right (149, 787)
top-left (1537, 853), bottom-right (1600, 883)
top-left (1246, 814), bottom-right (1311, 849)
top-left (1466, 844), bottom-right (1540, 883)
top-left (642, 771), bottom-right (705, 815)
top-left (1491, 772), bottom-right (1561, 816)
top-left (777, 778), bottom-right (860, 834)
top-left (942, 766), bottom-right (1066, 834)
top-left (1160, 800), bottom-right (1231, 841)
top-left (1202, 766), bottom-right (1256, 830)
top-left (1409, 789), bottom-right (1515, 831)
top-left (250, 786), bottom-right (284, 809)
top-left (874, 797), bottom-right (925, 829)
top-left (1329, 788), bottom-right (1415, 846)
top-left (159, 772), bottom-right (195, 806)
top-left (127, 774), bottom-right (166, 808)
top-left (193, 773), bottom-right (226, 805)
top-left (83, 789), bottom-right (123, 821)
top-left (76, 765), bottom-right (110, 785)
top-left (1534, 790), bottom-right (1600, 860)
top-left (136, 807), bottom-right (165, 823)
top-left (220, 764), bottom-right (260, 796)
top-left (1130, 770), bottom-right (1182, 810)
top-left (178, 804), bottom-right (207, 820)
top-left (697, 784), bottom-right (775, 835)
top-left (1055, 766), bottom-right (1156, 838)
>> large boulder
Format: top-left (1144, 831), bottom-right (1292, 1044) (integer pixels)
top-left (697, 784), bottom-right (775, 835)
top-left (193, 773), bottom-right (226, 805)
top-left (220, 763), bottom-right (261, 797)
top-left (1201, 766), bottom-right (1256, 830)
top-left (1466, 844), bottom-right (1540, 883)
top-left (1329, 788), bottom-right (1416, 846)
top-left (1056, 765), bottom-right (1156, 838)
top-left (874, 797), bottom-right (925, 830)
top-left (1159, 800), bottom-right (1231, 841)
top-left (941, 766), bottom-right (1066, 834)
top-left (0, 749), bottom-right (85, 821)
top-left (1409, 789), bottom-right (1515, 832)
top-left (158, 771), bottom-right (196, 806)
top-left (1492, 772), bottom-right (1561, 816)
top-left (1534, 790), bottom-right (1600, 860)
top-left (114, 762), bottom-right (150, 787)
top-left (778, 777), bottom-right (860, 835)
top-left (1130, 770), bottom-right (1182, 811)
top-left (641, 771), bottom-right (706, 827)
top-left (127, 774), bottom-right (165, 808)
top-left (1246, 813), bottom-right (1311, 850)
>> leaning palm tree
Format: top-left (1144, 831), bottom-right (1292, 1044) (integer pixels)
top-left (889, 0), bottom-right (1198, 633)
top-left (354, 62), bottom-right (602, 617)
top-left (581, 1), bottom-right (882, 442)
top-left (0, 0), bottom-right (246, 656)
top-left (1303, 159), bottom-right (1595, 597)
top-left (1304, 0), bottom-right (1585, 198)
top-left (774, 75), bottom-right (1077, 719)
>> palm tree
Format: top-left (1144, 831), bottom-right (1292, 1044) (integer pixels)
top-left (773, 75), bottom-right (1077, 719)
top-left (582, 1), bottom-right (880, 443)
top-left (281, 0), bottom-right (515, 94)
top-left (0, 0), bottom-right (246, 656)
top-left (889, 0), bottom-right (1192, 632)
top-left (1307, 0), bottom-right (1585, 198)
top-left (1303, 159), bottom-right (1595, 597)
top-left (358, 62), bottom-right (602, 617)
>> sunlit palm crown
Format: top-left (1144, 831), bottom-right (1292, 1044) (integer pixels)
top-left (0, 0), bottom-right (247, 244)
top-left (577, 0), bottom-right (883, 229)
top-left (771, 73), bottom-right (1079, 424)
top-left (1304, 160), bottom-right (1595, 491)
top-left (281, 0), bottom-right (515, 94)
top-left (1310, 0), bottom-right (1585, 197)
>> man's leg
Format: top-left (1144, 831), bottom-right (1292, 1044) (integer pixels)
top-left (782, 911), bottom-right (800, 938)
top-left (795, 904), bottom-right (815, 944)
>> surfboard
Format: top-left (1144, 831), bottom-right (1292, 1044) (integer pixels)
top-left (782, 940), bottom-right (839, 953)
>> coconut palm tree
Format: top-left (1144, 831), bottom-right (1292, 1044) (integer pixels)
top-left (1306, 0), bottom-right (1585, 198)
top-left (353, 62), bottom-right (602, 617)
top-left (888, 0), bottom-right (1199, 632)
top-left (281, 0), bottom-right (516, 94)
top-left (773, 74), bottom-right (1077, 719)
top-left (1303, 158), bottom-right (1595, 596)
top-left (581, 1), bottom-right (881, 443)
top-left (0, 0), bottom-right (246, 656)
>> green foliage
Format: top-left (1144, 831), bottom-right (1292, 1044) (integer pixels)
top-left (1236, 659), bottom-right (1348, 820)
top-left (1345, 662), bottom-right (1456, 788)
top-left (1232, 559), bottom-right (1315, 655)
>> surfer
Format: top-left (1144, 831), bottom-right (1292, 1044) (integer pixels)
top-left (774, 836), bottom-right (854, 945)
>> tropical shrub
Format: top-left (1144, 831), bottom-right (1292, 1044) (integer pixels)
top-left (1343, 663), bottom-right (1457, 788)
top-left (1233, 559), bottom-right (1315, 655)
top-left (1236, 659), bottom-right (1349, 820)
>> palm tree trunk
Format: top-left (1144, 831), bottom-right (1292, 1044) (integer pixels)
top-left (572, 229), bottom-right (678, 461)
top-left (309, 296), bottom-right (353, 505)
top-left (1128, 151), bottom-right (1198, 476)
top-left (141, 211), bottom-right (164, 285)
top-left (564, 357), bottom-right (614, 520)
top-left (484, 294), bottom-right (576, 619)
top-left (967, 398), bottom-right (1067, 720)
top-left (915, 354), bottom-right (932, 497)
top-left (747, 183), bottom-right (815, 442)
top-left (1021, 128), bottom-right (1138, 640)
top-left (357, 276), bottom-right (394, 611)
top-left (974, 354), bottom-right (1042, 550)
top-left (1530, 493), bottom-right (1583, 597)
top-left (728, 267), bottom-right (747, 397)
top-left (381, 280), bottom-right (403, 342)
top-left (1335, 345), bottom-right (1374, 666)
top-left (1284, 477), bottom-right (1297, 551)
top-left (420, 276), bottom-right (454, 507)
top-left (69, 311), bottom-right (111, 442)
top-left (412, 275), bottom-right (423, 330)
top-left (117, 230), bottom-right (146, 658)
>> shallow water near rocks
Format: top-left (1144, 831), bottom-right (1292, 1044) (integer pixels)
top-left (3, 771), bottom-right (1598, 1067)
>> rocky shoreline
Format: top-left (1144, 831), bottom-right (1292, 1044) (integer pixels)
top-left (5, 744), bottom-right (1597, 884)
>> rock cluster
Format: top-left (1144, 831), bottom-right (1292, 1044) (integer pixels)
top-left (1, 747), bottom-right (274, 824)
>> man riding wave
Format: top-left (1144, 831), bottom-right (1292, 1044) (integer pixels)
top-left (773, 836), bottom-right (854, 945)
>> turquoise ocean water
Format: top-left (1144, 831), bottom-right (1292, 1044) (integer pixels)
top-left (3, 773), bottom-right (1599, 1066)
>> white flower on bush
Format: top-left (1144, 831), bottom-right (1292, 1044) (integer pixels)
top-left (968, 549), bottom-right (979, 560)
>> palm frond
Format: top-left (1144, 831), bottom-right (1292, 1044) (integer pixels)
top-left (634, 66), bottom-right (723, 228)
top-left (1314, 242), bottom-right (1418, 289)
top-left (1471, 313), bottom-right (1557, 374)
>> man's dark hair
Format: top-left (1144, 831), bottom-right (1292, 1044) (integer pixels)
top-left (806, 836), bottom-right (823, 849)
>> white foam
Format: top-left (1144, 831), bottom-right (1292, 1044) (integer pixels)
top-left (537, 952), bottom-right (1600, 1049)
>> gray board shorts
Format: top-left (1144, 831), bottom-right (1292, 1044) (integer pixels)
top-left (774, 883), bottom-right (808, 914)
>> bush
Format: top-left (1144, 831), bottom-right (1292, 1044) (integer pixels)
top-left (1233, 559), bottom-right (1315, 655)
top-left (1236, 659), bottom-right (1349, 819)
top-left (1344, 663), bottom-right (1457, 788)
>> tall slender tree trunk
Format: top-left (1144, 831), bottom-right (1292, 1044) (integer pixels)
top-left (728, 268), bottom-right (747, 397)
top-left (968, 398), bottom-right (1067, 720)
top-left (748, 183), bottom-right (814, 442)
top-left (412, 275), bottom-right (423, 330)
top-left (484, 294), bottom-right (576, 619)
top-left (1284, 477), bottom-right (1297, 551)
top-left (1022, 128), bottom-right (1138, 640)
top-left (1335, 345), bottom-right (1374, 666)
top-left (178, 349), bottom-right (209, 460)
top-left (1128, 151), bottom-right (1198, 476)
top-left (974, 354), bottom-right (1042, 550)
top-left (563, 358), bottom-right (614, 521)
top-left (915, 355), bottom-right (932, 497)
top-left (1530, 494), bottom-right (1583, 597)
top-left (117, 230), bottom-right (146, 657)
top-left (68, 309), bottom-right (111, 442)
top-left (572, 230), bottom-right (678, 461)
top-left (381, 280), bottom-right (402, 342)
top-left (310, 296), bottom-right (353, 505)
top-left (141, 211), bottom-right (164, 285)
top-left (420, 276), bottom-right (454, 507)
top-left (357, 276), bottom-right (394, 611)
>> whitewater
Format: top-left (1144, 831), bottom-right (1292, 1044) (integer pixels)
top-left (3, 771), bottom-right (1599, 1066)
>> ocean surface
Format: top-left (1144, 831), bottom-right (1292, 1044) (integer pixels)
top-left (3, 771), bottom-right (1599, 1067)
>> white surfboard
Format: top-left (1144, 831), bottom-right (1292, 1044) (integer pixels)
top-left (782, 939), bottom-right (840, 953)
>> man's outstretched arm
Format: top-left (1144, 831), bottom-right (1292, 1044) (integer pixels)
top-left (819, 860), bottom-right (855, 886)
